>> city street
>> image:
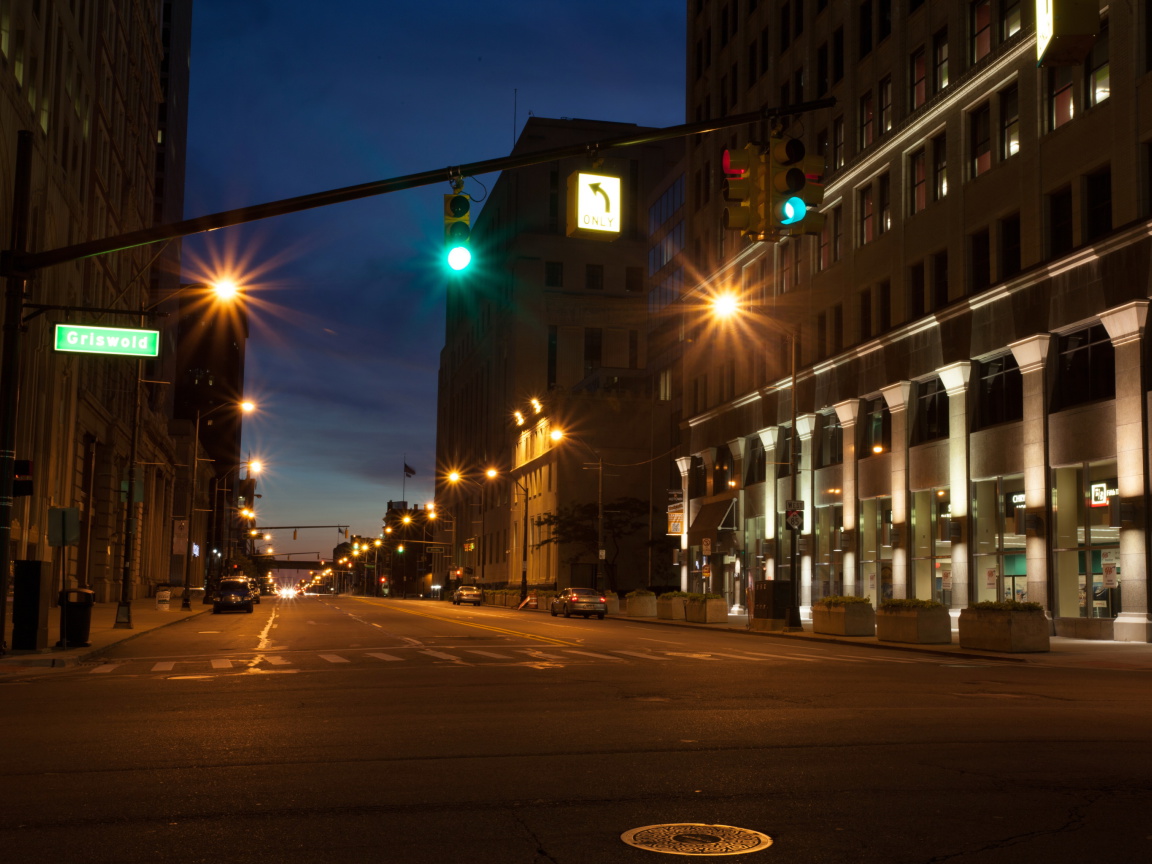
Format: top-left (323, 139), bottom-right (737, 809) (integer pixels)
top-left (2, 597), bottom-right (1151, 863)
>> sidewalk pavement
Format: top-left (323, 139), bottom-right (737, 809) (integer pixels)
top-left (0, 599), bottom-right (211, 670)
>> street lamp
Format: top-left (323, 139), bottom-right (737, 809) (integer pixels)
top-left (447, 468), bottom-right (531, 603)
top-left (181, 399), bottom-right (256, 609)
top-left (549, 430), bottom-right (605, 592)
top-left (711, 293), bottom-right (802, 630)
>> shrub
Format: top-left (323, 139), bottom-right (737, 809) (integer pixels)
top-left (626, 588), bottom-right (655, 597)
top-left (972, 600), bottom-right (1043, 612)
top-left (658, 590), bottom-right (689, 599)
top-left (880, 598), bottom-right (943, 610)
top-left (686, 592), bottom-right (725, 601)
top-left (813, 595), bottom-right (872, 607)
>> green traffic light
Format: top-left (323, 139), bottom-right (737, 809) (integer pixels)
top-left (780, 196), bottom-right (806, 225)
top-left (447, 246), bottom-right (472, 271)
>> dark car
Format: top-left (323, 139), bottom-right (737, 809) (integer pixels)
top-left (550, 588), bottom-right (607, 619)
top-left (213, 578), bottom-right (256, 613)
top-left (453, 585), bottom-right (483, 606)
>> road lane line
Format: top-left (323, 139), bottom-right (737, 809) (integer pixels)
top-left (210, 659), bottom-right (232, 669)
top-left (90, 664), bottom-right (120, 674)
top-left (151, 662), bottom-right (176, 672)
top-left (468, 650), bottom-right (513, 659)
top-left (265, 656), bottom-right (291, 665)
top-left (565, 650), bottom-right (624, 661)
top-left (700, 652), bottom-right (770, 662)
top-left (420, 649), bottom-right (467, 662)
top-left (319, 653), bottom-right (351, 664)
top-left (744, 651), bottom-right (820, 663)
top-left (256, 606), bottom-right (279, 651)
top-left (365, 652), bottom-right (404, 662)
top-left (519, 649), bottom-right (565, 660)
top-left (614, 651), bottom-right (668, 661)
top-left (352, 599), bottom-right (577, 646)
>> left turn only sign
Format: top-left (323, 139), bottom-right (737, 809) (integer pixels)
top-left (568, 171), bottom-right (622, 239)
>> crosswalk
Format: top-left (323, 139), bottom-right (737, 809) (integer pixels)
top-left (84, 645), bottom-right (940, 676)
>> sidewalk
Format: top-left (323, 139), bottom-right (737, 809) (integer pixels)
top-left (0, 599), bottom-right (210, 669)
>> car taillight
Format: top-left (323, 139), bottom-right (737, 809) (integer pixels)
top-left (599, 596), bottom-right (606, 602)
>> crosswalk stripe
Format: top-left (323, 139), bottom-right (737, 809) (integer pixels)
top-left (614, 651), bottom-right (667, 660)
top-left (420, 649), bottom-right (464, 661)
top-left (90, 664), bottom-right (119, 674)
top-left (467, 650), bottom-right (513, 659)
top-left (265, 656), bottom-right (291, 665)
top-left (519, 649), bottom-right (565, 660)
top-left (211, 659), bottom-right (232, 669)
top-left (365, 652), bottom-right (404, 662)
top-left (319, 654), bottom-right (350, 664)
top-left (151, 662), bottom-right (176, 672)
top-left (564, 650), bottom-right (624, 661)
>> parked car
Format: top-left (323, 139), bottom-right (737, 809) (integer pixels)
top-left (550, 588), bottom-right (607, 619)
top-left (453, 585), bottom-right (483, 606)
top-left (248, 581), bottom-right (261, 604)
top-left (213, 578), bottom-right (256, 613)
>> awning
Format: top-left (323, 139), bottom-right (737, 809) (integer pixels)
top-left (688, 498), bottom-right (739, 544)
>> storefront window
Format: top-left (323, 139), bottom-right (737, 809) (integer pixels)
top-left (972, 475), bottom-right (1026, 602)
top-left (859, 497), bottom-right (894, 600)
top-left (911, 486), bottom-right (952, 603)
top-left (813, 503), bottom-right (844, 601)
top-left (1052, 461), bottom-right (1121, 618)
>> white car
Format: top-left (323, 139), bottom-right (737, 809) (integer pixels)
top-left (452, 585), bottom-right (483, 606)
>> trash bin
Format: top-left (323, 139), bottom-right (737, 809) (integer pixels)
top-left (57, 588), bottom-right (96, 648)
top-left (156, 586), bottom-right (171, 611)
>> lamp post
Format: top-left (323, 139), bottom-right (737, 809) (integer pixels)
top-left (711, 294), bottom-right (803, 630)
top-left (549, 431), bottom-right (605, 592)
top-left (181, 400), bottom-right (255, 609)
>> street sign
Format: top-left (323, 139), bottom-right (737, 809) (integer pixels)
top-left (54, 323), bottom-right (159, 357)
top-left (785, 501), bottom-right (804, 532)
top-left (567, 171), bottom-right (621, 238)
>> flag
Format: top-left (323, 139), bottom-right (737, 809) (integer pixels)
top-left (404, 463), bottom-right (416, 477)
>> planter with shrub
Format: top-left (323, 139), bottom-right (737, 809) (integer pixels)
top-left (685, 593), bottom-right (728, 623)
top-left (811, 595), bottom-right (876, 636)
top-left (876, 598), bottom-right (951, 644)
top-left (625, 589), bottom-right (657, 617)
top-left (958, 601), bottom-right (1049, 652)
top-left (657, 591), bottom-right (688, 620)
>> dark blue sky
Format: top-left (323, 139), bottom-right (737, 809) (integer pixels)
top-left (183, 1), bottom-right (685, 558)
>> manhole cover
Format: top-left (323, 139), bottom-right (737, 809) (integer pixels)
top-left (621, 823), bottom-right (773, 856)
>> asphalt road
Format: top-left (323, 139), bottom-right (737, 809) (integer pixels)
top-left (2, 596), bottom-right (1150, 864)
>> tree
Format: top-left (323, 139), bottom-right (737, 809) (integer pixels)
top-left (533, 496), bottom-right (652, 591)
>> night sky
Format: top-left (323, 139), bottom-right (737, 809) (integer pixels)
top-left (182, 1), bottom-right (685, 560)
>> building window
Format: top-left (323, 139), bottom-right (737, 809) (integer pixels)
top-left (1085, 165), bottom-right (1112, 241)
top-left (879, 76), bottom-right (892, 134)
top-left (933, 29), bottom-right (949, 93)
top-left (1086, 16), bottom-right (1109, 107)
top-left (878, 173), bottom-right (891, 235)
top-left (970, 0), bottom-right (991, 63)
top-left (821, 417), bottom-right (844, 467)
top-left (859, 288), bottom-right (873, 341)
top-left (816, 312), bottom-right (828, 358)
top-left (932, 250), bottom-right (949, 309)
top-left (878, 279), bottom-right (891, 331)
top-left (913, 377), bottom-right (949, 444)
top-left (545, 261), bottom-right (564, 287)
top-left (818, 216), bottom-right (831, 271)
top-left (832, 303), bottom-right (843, 353)
top-left (780, 1), bottom-right (791, 51)
top-left (1048, 185), bottom-right (1074, 258)
top-left (584, 327), bottom-right (603, 375)
top-left (910, 48), bottom-right (927, 109)
top-left (910, 148), bottom-right (927, 214)
top-left (863, 397), bottom-right (891, 455)
top-left (1000, 0), bottom-right (1021, 40)
top-left (932, 133), bottom-right (948, 200)
top-left (625, 266), bottom-right (643, 293)
top-left (1055, 324), bottom-right (1115, 410)
top-left (859, 0), bottom-right (873, 58)
top-left (1000, 83), bottom-right (1020, 159)
top-left (817, 43), bottom-right (829, 95)
top-left (832, 206), bottom-right (843, 261)
top-left (970, 103), bottom-right (991, 177)
top-left (999, 212), bottom-right (1021, 279)
top-left (976, 353), bottom-right (1023, 428)
top-left (969, 228), bottom-right (991, 294)
top-left (859, 91), bottom-right (874, 149)
top-left (908, 261), bottom-right (926, 319)
top-left (585, 264), bottom-right (604, 290)
top-left (832, 116), bottom-right (845, 169)
top-left (1049, 66), bottom-right (1074, 130)
top-left (859, 185), bottom-right (875, 245)
top-left (833, 27), bottom-right (844, 82)
top-left (878, 0), bottom-right (892, 41)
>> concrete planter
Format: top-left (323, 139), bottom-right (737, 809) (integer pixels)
top-left (657, 596), bottom-right (687, 620)
top-left (685, 598), bottom-right (728, 623)
top-left (626, 594), bottom-right (657, 617)
top-left (812, 602), bottom-right (876, 636)
top-left (605, 594), bottom-right (620, 615)
top-left (876, 606), bottom-right (952, 644)
top-left (959, 608), bottom-right (1050, 652)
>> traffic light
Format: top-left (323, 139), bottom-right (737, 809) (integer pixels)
top-left (792, 152), bottom-right (827, 235)
top-left (721, 144), bottom-right (763, 238)
top-left (767, 137), bottom-right (808, 232)
top-left (443, 188), bottom-right (471, 271)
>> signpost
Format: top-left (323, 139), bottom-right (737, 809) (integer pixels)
top-left (54, 324), bottom-right (159, 357)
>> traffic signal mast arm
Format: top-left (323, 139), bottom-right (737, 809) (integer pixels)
top-left (1, 98), bottom-right (834, 277)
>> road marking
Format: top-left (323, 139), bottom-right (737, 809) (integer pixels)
top-left (468, 650), bottom-right (513, 659)
top-left (210, 659), bottom-right (232, 669)
top-left (319, 653), bottom-right (350, 664)
top-left (365, 652), bottom-right (404, 662)
top-left (90, 664), bottom-right (119, 674)
top-left (700, 652), bottom-right (770, 661)
top-left (615, 651), bottom-right (667, 661)
top-left (256, 607), bottom-right (279, 651)
top-left (265, 656), bottom-right (291, 665)
top-left (353, 599), bottom-right (577, 646)
top-left (744, 651), bottom-right (820, 663)
top-left (664, 652), bottom-right (720, 661)
top-left (151, 662), bottom-right (176, 672)
top-left (565, 650), bottom-right (624, 661)
top-left (519, 649), bottom-right (565, 660)
top-left (420, 649), bottom-right (467, 662)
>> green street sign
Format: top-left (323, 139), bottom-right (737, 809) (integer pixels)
top-left (54, 324), bottom-right (159, 357)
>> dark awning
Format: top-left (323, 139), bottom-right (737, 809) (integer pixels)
top-left (687, 498), bottom-right (738, 544)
